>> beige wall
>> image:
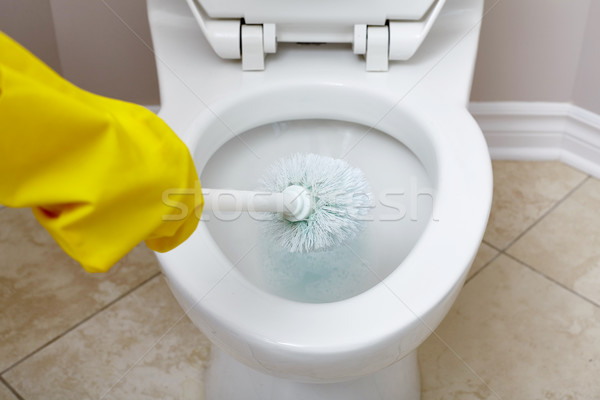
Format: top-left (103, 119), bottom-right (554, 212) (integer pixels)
top-left (1, 0), bottom-right (158, 105)
top-left (572, 0), bottom-right (600, 114)
top-left (48, 0), bottom-right (159, 104)
top-left (0, 0), bottom-right (62, 73)
top-left (1, 0), bottom-right (599, 113)
top-left (471, 0), bottom-right (591, 104)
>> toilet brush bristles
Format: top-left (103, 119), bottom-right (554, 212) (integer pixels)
top-left (260, 153), bottom-right (372, 252)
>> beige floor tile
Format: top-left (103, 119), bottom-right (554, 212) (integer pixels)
top-left (508, 178), bottom-right (600, 305)
top-left (3, 276), bottom-right (210, 400)
top-left (419, 254), bottom-right (600, 399)
top-left (0, 207), bottom-right (159, 372)
top-left (467, 242), bottom-right (498, 280)
top-left (483, 161), bottom-right (587, 249)
top-left (103, 318), bottom-right (210, 400)
top-left (0, 383), bottom-right (17, 400)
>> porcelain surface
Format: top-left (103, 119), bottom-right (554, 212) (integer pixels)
top-left (147, 0), bottom-right (490, 385)
top-left (143, 0), bottom-right (492, 394)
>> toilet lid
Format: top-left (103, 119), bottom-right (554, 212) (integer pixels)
top-left (196, 0), bottom-right (437, 25)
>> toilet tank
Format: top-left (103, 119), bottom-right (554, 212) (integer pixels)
top-left (194, 0), bottom-right (438, 24)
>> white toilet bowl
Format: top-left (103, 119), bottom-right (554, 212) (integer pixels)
top-left (147, 0), bottom-right (492, 398)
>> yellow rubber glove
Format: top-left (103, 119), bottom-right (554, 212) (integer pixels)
top-left (0, 32), bottom-right (202, 273)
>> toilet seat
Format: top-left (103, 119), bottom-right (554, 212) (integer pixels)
top-left (157, 83), bottom-right (492, 382)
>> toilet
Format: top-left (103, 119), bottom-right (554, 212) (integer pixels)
top-left (146, 0), bottom-right (492, 398)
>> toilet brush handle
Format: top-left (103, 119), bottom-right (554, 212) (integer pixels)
top-left (200, 186), bottom-right (313, 221)
top-left (202, 188), bottom-right (285, 213)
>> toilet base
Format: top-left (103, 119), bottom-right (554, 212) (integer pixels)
top-left (205, 347), bottom-right (421, 400)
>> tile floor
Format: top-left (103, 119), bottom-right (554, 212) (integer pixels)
top-left (1, 161), bottom-right (599, 399)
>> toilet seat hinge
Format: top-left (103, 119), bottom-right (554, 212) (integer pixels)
top-left (241, 23), bottom-right (277, 71)
top-left (185, 0), bottom-right (447, 71)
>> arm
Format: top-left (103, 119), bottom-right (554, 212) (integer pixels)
top-left (0, 32), bottom-right (202, 273)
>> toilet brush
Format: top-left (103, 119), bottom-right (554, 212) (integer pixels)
top-left (201, 153), bottom-right (372, 252)
top-left (202, 185), bottom-right (314, 222)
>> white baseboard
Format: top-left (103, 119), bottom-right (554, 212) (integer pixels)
top-left (469, 102), bottom-right (600, 178)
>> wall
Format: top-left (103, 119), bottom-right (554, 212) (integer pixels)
top-left (0, 0), bottom-right (62, 73)
top-left (1, 0), bottom-right (159, 105)
top-left (0, 0), bottom-right (598, 114)
top-left (471, 0), bottom-right (591, 105)
top-left (48, 0), bottom-right (159, 104)
top-left (572, 0), bottom-right (600, 115)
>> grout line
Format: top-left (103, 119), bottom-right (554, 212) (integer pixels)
top-left (344, 245), bottom-right (504, 399)
top-left (0, 271), bottom-right (162, 376)
top-left (500, 175), bottom-right (591, 253)
top-left (99, 242), bottom-right (258, 399)
top-left (503, 252), bottom-right (600, 309)
top-left (0, 376), bottom-right (24, 400)
top-left (482, 240), bottom-right (502, 252)
top-left (468, 170), bottom-right (590, 285)
top-left (471, 175), bottom-right (594, 296)
top-left (465, 250), bottom-right (503, 284)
